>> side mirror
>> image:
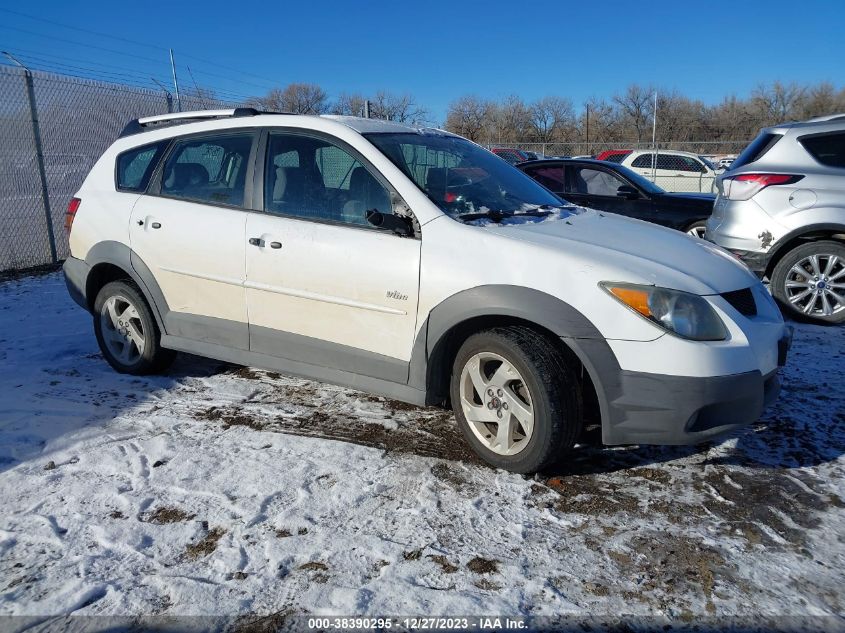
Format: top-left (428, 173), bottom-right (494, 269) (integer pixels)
top-left (366, 209), bottom-right (412, 237)
top-left (616, 185), bottom-right (640, 200)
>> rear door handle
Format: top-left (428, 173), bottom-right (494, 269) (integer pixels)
top-left (248, 237), bottom-right (264, 247)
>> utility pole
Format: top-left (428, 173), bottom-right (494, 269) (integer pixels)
top-left (169, 48), bottom-right (181, 112)
top-left (364, 100), bottom-right (370, 118)
top-left (651, 91), bottom-right (658, 181)
top-left (585, 103), bottom-right (590, 150)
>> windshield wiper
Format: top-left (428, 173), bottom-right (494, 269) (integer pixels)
top-left (457, 206), bottom-right (554, 223)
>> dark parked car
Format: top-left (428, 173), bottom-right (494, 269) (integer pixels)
top-left (517, 158), bottom-right (715, 237)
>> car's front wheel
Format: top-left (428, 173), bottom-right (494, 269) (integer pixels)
top-left (686, 221), bottom-right (707, 239)
top-left (771, 240), bottom-right (845, 324)
top-left (93, 280), bottom-right (176, 374)
top-left (450, 326), bottom-right (582, 473)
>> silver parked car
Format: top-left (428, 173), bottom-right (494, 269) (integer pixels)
top-left (706, 114), bottom-right (845, 324)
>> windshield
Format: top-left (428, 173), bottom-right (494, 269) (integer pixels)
top-left (365, 132), bottom-right (565, 219)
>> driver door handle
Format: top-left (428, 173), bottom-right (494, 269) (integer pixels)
top-left (248, 237), bottom-right (264, 247)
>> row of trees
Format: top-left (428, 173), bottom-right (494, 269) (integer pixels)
top-left (248, 83), bottom-right (429, 124)
top-left (245, 81), bottom-right (845, 145)
top-left (445, 82), bottom-right (845, 145)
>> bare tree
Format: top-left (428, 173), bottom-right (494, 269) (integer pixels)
top-left (445, 95), bottom-right (494, 142)
top-left (751, 81), bottom-right (805, 121)
top-left (613, 84), bottom-right (656, 142)
top-left (493, 95), bottom-right (531, 142)
top-left (333, 92), bottom-right (367, 117)
top-left (369, 91), bottom-right (430, 124)
top-left (529, 96), bottom-right (574, 143)
top-left (251, 83), bottom-right (329, 114)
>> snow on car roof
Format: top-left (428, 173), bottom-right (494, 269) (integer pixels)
top-left (323, 115), bottom-right (424, 134)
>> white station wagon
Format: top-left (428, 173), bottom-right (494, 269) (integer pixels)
top-left (63, 109), bottom-right (791, 473)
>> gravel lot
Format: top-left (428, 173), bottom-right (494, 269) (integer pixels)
top-left (0, 272), bottom-right (843, 631)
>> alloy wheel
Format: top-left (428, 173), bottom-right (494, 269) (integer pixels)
top-left (459, 352), bottom-right (534, 456)
top-left (784, 253), bottom-right (845, 317)
top-left (687, 225), bottom-right (707, 238)
top-left (100, 294), bottom-right (146, 365)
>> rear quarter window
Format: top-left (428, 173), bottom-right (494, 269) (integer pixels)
top-left (799, 132), bottom-right (845, 168)
top-left (731, 133), bottom-right (782, 170)
top-left (116, 141), bottom-right (168, 192)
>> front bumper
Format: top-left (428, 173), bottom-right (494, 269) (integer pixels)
top-left (568, 330), bottom-right (791, 447)
top-left (601, 368), bottom-right (781, 445)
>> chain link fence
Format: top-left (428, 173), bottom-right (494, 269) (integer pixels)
top-left (0, 65), bottom-right (236, 272)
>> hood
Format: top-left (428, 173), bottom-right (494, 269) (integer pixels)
top-left (481, 208), bottom-right (757, 295)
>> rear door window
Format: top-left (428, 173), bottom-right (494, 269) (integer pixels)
top-left (116, 141), bottom-right (168, 192)
top-left (572, 167), bottom-right (626, 196)
top-left (160, 133), bottom-right (254, 206)
top-left (523, 165), bottom-right (566, 193)
top-left (799, 132), bottom-right (845, 168)
top-left (731, 133), bottom-right (782, 170)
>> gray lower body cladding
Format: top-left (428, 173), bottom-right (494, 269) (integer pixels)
top-left (63, 256), bottom-right (90, 310)
top-left (64, 254), bottom-right (779, 447)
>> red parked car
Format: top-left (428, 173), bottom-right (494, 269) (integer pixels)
top-left (491, 147), bottom-right (538, 165)
top-left (595, 149), bottom-right (632, 163)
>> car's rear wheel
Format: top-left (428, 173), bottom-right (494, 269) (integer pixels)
top-left (93, 280), bottom-right (176, 374)
top-left (771, 241), bottom-right (845, 324)
top-left (685, 221), bottom-right (707, 239)
top-left (449, 326), bottom-right (582, 473)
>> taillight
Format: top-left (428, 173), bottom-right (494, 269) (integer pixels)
top-left (65, 197), bottom-right (81, 233)
top-left (721, 173), bottom-right (803, 201)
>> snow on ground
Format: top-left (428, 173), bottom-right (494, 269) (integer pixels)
top-left (0, 272), bottom-right (844, 628)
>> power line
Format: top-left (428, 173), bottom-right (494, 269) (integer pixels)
top-left (0, 47), bottom-right (257, 100)
top-left (0, 8), bottom-right (284, 87)
top-left (0, 54), bottom-right (256, 103)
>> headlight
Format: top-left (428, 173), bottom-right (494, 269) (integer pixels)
top-left (600, 282), bottom-right (728, 341)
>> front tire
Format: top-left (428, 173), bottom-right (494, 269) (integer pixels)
top-left (686, 221), bottom-right (707, 239)
top-left (93, 280), bottom-right (176, 374)
top-left (449, 326), bottom-right (582, 474)
top-left (771, 241), bottom-right (845, 324)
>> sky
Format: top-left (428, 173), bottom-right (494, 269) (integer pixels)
top-left (0, 0), bottom-right (843, 123)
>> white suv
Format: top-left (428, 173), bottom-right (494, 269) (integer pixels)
top-left (63, 108), bottom-right (791, 474)
top-left (620, 150), bottom-right (719, 193)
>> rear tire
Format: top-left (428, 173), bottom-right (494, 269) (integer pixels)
top-left (771, 241), bottom-right (845, 324)
top-left (449, 326), bottom-right (582, 474)
top-left (93, 280), bottom-right (176, 374)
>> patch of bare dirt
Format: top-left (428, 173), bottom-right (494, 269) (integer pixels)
top-left (466, 556), bottom-right (499, 574)
top-left (194, 399), bottom-right (480, 463)
top-left (232, 610), bottom-right (295, 633)
top-left (617, 533), bottom-right (727, 614)
top-left (184, 527), bottom-right (225, 559)
top-left (427, 554), bottom-right (458, 574)
top-left (143, 506), bottom-right (196, 524)
top-left (542, 475), bottom-right (641, 515)
top-left (693, 468), bottom-right (832, 549)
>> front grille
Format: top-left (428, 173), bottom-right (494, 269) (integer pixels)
top-left (721, 288), bottom-right (757, 316)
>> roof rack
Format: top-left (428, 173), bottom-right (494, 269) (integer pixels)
top-left (804, 113), bottom-right (845, 123)
top-left (119, 107), bottom-right (294, 138)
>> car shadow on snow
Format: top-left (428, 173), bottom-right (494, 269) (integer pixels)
top-left (0, 347), bottom-right (231, 475)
